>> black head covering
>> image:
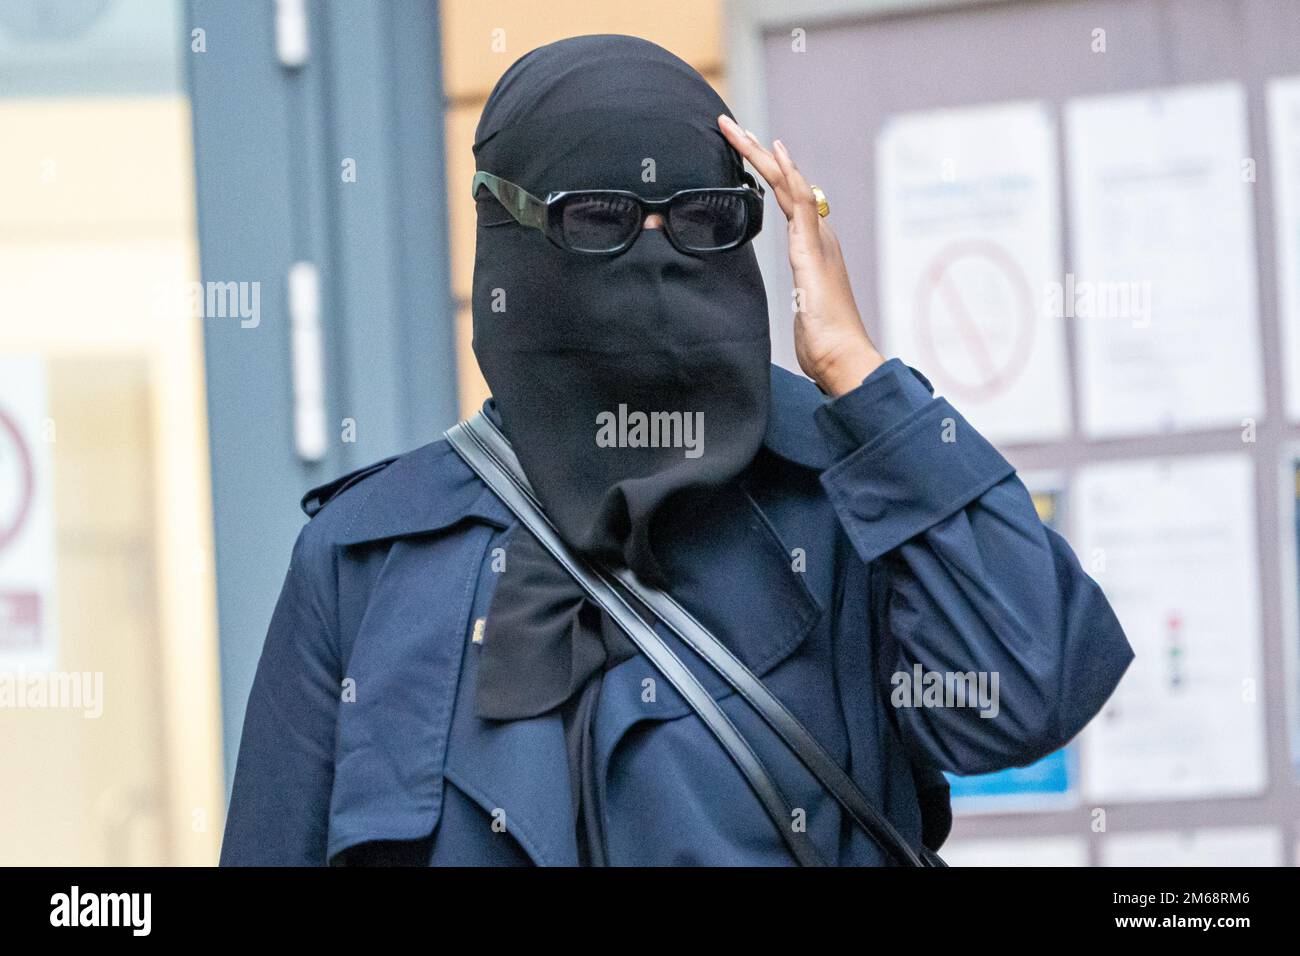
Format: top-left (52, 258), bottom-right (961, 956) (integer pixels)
top-left (470, 35), bottom-right (772, 862)
top-left (471, 33), bottom-right (771, 582)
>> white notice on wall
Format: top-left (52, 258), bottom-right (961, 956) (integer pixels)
top-left (1065, 83), bottom-right (1264, 438)
top-left (1102, 827), bottom-right (1282, 867)
top-left (1269, 76), bottom-right (1300, 421)
top-left (0, 356), bottom-right (57, 670)
top-left (1075, 454), bottom-right (1266, 802)
top-left (942, 837), bottom-right (1087, 868)
top-left (876, 101), bottom-right (1070, 444)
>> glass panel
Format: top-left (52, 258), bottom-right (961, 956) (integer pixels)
top-left (0, 0), bottom-right (221, 865)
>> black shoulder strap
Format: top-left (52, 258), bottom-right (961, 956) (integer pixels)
top-left (445, 416), bottom-right (827, 867)
top-left (448, 412), bottom-right (943, 867)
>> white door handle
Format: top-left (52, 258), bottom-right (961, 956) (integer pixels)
top-left (288, 261), bottom-right (327, 463)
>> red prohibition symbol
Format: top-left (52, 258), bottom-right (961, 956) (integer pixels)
top-left (0, 407), bottom-right (35, 554)
top-left (912, 238), bottom-right (1037, 403)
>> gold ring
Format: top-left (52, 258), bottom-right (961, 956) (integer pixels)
top-left (810, 185), bottom-right (830, 218)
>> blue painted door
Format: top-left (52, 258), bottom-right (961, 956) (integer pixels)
top-left (183, 0), bottom-right (457, 783)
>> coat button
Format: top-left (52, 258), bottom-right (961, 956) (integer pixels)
top-left (471, 617), bottom-right (486, 645)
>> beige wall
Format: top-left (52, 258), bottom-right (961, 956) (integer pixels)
top-left (0, 97), bottom-right (223, 865)
top-left (441, 0), bottom-right (728, 417)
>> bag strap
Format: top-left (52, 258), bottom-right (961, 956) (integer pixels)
top-left (445, 417), bottom-right (827, 867)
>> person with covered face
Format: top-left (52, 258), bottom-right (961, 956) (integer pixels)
top-left (220, 34), bottom-right (1132, 867)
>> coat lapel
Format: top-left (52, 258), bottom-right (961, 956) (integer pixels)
top-left (444, 631), bottom-right (579, 867)
top-left (592, 485), bottom-right (824, 799)
top-left (328, 444), bottom-right (578, 866)
top-left (327, 525), bottom-right (493, 861)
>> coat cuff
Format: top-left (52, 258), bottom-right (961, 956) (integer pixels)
top-left (814, 357), bottom-right (936, 454)
top-left (815, 361), bottom-right (1015, 564)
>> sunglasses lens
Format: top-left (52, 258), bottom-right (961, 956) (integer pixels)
top-left (668, 192), bottom-right (749, 251)
top-left (559, 194), bottom-right (641, 252)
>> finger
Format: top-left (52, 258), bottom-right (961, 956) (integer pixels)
top-left (718, 115), bottom-right (796, 220)
top-left (741, 134), bottom-right (797, 222)
top-left (772, 139), bottom-right (821, 238)
top-left (717, 115), bottom-right (793, 218)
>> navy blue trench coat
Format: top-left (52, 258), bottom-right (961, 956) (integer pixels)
top-left (220, 359), bottom-right (1133, 866)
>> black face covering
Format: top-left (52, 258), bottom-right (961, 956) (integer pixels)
top-left (471, 33), bottom-right (771, 582)
top-left (469, 35), bottom-right (772, 863)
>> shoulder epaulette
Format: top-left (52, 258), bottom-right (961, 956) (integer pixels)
top-left (300, 456), bottom-right (400, 518)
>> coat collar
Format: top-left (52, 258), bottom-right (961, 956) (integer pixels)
top-left (761, 363), bottom-right (836, 471)
top-left (305, 440), bottom-right (515, 546)
top-left (366, 377), bottom-right (829, 681)
top-left (304, 363), bottom-right (835, 548)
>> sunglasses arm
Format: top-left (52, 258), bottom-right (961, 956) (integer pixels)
top-left (472, 171), bottom-right (548, 232)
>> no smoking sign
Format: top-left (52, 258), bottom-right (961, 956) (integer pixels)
top-left (0, 357), bottom-right (55, 664)
top-left (912, 239), bottom-right (1037, 403)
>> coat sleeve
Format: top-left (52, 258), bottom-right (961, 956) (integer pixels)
top-left (219, 523), bottom-right (341, 865)
top-left (815, 359), bottom-right (1134, 776)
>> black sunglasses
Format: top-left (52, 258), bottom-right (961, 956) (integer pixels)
top-left (471, 170), bottom-right (765, 255)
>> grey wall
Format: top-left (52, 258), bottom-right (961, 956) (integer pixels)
top-left (748, 0), bottom-right (1300, 861)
